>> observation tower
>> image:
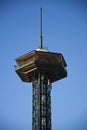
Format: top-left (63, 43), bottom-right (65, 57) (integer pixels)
top-left (14, 8), bottom-right (67, 130)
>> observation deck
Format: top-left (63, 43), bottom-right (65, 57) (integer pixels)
top-left (15, 49), bottom-right (67, 83)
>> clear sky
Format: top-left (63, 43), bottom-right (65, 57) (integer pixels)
top-left (0, 0), bottom-right (87, 130)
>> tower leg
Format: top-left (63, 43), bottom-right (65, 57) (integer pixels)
top-left (32, 73), bottom-right (52, 130)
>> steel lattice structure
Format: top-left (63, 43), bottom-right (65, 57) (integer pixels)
top-left (32, 74), bottom-right (51, 130)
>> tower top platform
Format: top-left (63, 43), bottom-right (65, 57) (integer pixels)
top-left (15, 50), bottom-right (67, 83)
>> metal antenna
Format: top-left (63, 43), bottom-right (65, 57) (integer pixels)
top-left (40, 8), bottom-right (43, 49)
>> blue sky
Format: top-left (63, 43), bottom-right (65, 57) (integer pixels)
top-left (0, 0), bottom-right (87, 130)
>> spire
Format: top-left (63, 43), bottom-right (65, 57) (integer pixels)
top-left (40, 8), bottom-right (43, 49)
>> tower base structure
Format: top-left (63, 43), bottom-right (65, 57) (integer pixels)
top-left (15, 49), bottom-right (67, 130)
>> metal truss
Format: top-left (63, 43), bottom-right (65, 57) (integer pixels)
top-left (32, 73), bottom-right (52, 130)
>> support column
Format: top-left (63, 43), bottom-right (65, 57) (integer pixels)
top-left (32, 74), bottom-right (52, 130)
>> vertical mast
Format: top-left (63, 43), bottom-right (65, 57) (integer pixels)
top-left (40, 8), bottom-right (43, 49)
